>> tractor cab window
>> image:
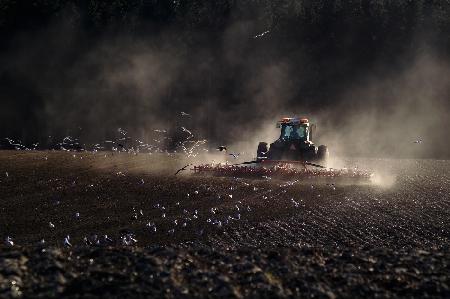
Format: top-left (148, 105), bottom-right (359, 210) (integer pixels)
top-left (281, 124), bottom-right (308, 140)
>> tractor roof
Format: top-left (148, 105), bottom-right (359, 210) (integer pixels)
top-left (278, 117), bottom-right (309, 125)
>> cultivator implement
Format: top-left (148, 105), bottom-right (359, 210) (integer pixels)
top-left (191, 160), bottom-right (373, 180)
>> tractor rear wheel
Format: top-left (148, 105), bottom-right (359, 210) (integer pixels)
top-left (317, 145), bottom-right (329, 165)
top-left (257, 142), bottom-right (268, 161)
top-left (305, 146), bottom-right (317, 161)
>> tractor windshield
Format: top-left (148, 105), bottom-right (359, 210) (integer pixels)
top-left (280, 124), bottom-right (308, 141)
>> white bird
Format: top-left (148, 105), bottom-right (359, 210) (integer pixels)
top-left (180, 111), bottom-right (191, 117)
top-left (104, 235), bottom-right (113, 243)
top-left (103, 235), bottom-right (113, 243)
top-left (5, 236), bottom-right (14, 246)
top-left (253, 30), bottom-right (270, 39)
top-left (83, 236), bottom-right (92, 246)
top-left (121, 233), bottom-right (137, 246)
top-left (64, 235), bottom-right (72, 247)
top-left (118, 128), bottom-right (127, 135)
top-left (181, 127), bottom-right (193, 136)
top-left (63, 136), bottom-right (74, 143)
top-left (121, 236), bottom-right (130, 246)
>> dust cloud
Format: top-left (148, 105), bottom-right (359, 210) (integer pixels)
top-left (314, 52), bottom-right (450, 160)
top-left (1, 8), bottom-right (449, 162)
top-left (229, 52), bottom-right (449, 160)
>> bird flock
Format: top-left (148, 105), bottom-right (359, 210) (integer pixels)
top-left (1, 111), bottom-right (379, 249)
top-left (2, 152), bottom-right (328, 248)
top-left (1, 111), bottom-right (261, 247)
top-left (1, 111), bottom-right (211, 158)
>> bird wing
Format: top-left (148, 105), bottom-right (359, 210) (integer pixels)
top-left (175, 164), bottom-right (191, 175)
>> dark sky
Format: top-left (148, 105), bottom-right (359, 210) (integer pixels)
top-left (1, 1), bottom-right (449, 158)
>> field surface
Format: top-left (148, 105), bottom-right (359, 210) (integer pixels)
top-left (0, 151), bottom-right (449, 298)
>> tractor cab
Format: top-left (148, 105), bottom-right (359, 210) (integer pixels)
top-left (276, 118), bottom-right (313, 143)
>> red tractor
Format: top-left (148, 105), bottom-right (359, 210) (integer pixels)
top-left (191, 117), bottom-right (374, 179)
top-left (257, 117), bottom-right (329, 165)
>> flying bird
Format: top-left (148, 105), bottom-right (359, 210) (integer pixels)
top-left (83, 236), bottom-right (93, 246)
top-left (64, 235), bottom-right (72, 247)
top-left (253, 30), bottom-right (270, 39)
top-left (181, 126), bottom-right (193, 136)
top-left (413, 138), bottom-right (423, 144)
top-left (118, 128), bottom-right (127, 135)
top-left (229, 153), bottom-right (240, 159)
top-left (5, 236), bottom-right (14, 246)
top-left (104, 235), bottom-right (113, 243)
top-left (180, 111), bottom-right (191, 117)
top-left (175, 164), bottom-right (191, 175)
top-left (216, 146), bottom-right (227, 152)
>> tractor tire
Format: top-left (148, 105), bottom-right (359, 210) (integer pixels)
top-left (257, 142), bottom-right (269, 161)
top-left (305, 146), bottom-right (317, 161)
top-left (317, 145), bottom-right (329, 165)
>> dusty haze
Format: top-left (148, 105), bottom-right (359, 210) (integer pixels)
top-left (1, 2), bottom-right (449, 159)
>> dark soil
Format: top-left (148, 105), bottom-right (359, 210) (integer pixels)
top-left (0, 151), bottom-right (449, 298)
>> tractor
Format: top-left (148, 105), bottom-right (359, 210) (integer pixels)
top-left (256, 117), bottom-right (329, 165)
top-left (191, 117), bottom-right (374, 179)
